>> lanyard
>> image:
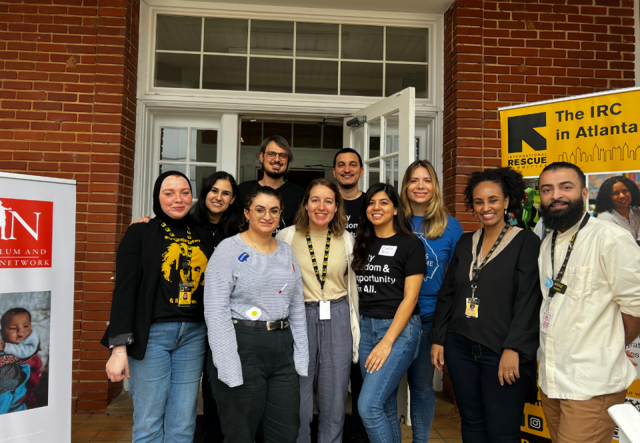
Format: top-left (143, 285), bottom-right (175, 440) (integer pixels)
top-left (471, 224), bottom-right (510, 296)
top-left (549, 213), bottom-right (590, 297)
top-left (306, 230), bottom-right (331, 297)
top-left (161, 221), bottom-right (194, 282)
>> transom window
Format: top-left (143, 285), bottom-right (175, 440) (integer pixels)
top-left (154, 15), bottom-right (429, 98)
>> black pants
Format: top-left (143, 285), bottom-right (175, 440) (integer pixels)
top-left (203, 343), bottom-right (224, 442)
top-left (445, 332), bottom-right (531, 443)
top-left (208, 323), bottom-right (300, 443)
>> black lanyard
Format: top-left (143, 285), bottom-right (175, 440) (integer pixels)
top-left (549, 213), bottom-right (590, 297)
top-left (161, 221), bottom-right (194, 282)
top-left (306, 230), bottom-right (331, 294)
top-left (471, 224), bottom-right (510, 296)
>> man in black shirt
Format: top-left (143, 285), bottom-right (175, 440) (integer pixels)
top-left (238, 135), bottom-right (305, 236)
top-left (332, 148), bottom-right (368, 442)
top-left (333, 148), bottom-right (365, 236)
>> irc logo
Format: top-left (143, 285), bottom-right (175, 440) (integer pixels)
top-left (238, 252), bottom-right (249, 262)
top-left (0, 198), bottom-right (53, 268)
top-left (508, 112), bottom-right (547, 153)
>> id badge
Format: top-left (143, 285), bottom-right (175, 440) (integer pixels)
top-left (178, 283), bottom-right (193, 307)
top-left (319, 300), bottom-right (331, 320)
top-left (465, 298), bottom-right (479, 318)
top-left (541, 309), bottom-right (552, 334)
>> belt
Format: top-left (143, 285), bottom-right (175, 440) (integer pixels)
top-left (232, 318), bottom-right (290, 331)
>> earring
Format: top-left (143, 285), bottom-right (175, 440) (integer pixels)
top-left (504, 209), bottom-right (507, 215)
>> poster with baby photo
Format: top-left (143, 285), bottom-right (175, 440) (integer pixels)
top-left (0, 291), bottom-right (51, 416)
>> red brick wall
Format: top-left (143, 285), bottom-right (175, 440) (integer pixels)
top-left (442, 0), bottom-right (636, 229)
top-left (0, 0), bottom-right (139, 414)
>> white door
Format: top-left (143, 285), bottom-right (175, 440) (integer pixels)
top-left (343, 87), bottom-right (416, 191)
top-left (343, 87), bottom-right (416, 425)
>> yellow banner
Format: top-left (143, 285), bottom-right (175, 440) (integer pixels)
top-left (500, 88), bottom-right (640, 176)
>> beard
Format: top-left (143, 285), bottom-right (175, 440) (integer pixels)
top-left (539, 196), bottom-right (585, 231)
top-left (264, 166), bottom-right (286, 179)
top-left (338, 180), bottom-right (358, 190)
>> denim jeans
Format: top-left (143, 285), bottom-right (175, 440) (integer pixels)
top-left (406, 312), bottom-right (435, 443)
top-left (358, 315), bottom-right (421, 443)
top-left (128, 321), bottom-right (206, 443)
top-left (444, 332), bottom-right (531, 443)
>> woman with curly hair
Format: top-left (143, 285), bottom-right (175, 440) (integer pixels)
top-left (429, 167), bottom-right (542, 443)
top-left (595, 175), bottom-right (640, 245)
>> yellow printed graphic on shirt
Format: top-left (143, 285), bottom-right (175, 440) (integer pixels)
top-left (161, 238), bottom-right (207, 303)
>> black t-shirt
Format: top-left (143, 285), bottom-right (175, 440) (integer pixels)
top-left (237, 180), bottom-right (305, 236)
top-left (153, 225), bottom-right (209, 323)
top-left (356, 234), bottom-right (427, 319)
top-left (343, 193), bottom-right (365, 236)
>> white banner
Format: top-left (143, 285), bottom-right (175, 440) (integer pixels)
top-left (0, 172), bottom-right (76, 442)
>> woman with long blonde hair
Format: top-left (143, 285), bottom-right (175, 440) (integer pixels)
top-left (399, 160), bottom-right (463, 443)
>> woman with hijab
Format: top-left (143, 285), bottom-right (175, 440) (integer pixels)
top-left (102, 171), bottom-right (215, 442)
top-left (595, 175), bottom-right (640, 245)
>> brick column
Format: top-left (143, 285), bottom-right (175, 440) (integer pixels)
top-left (442, 0), bottom-right (635, 226)
top-left (0, 0), bottom-right (139, 414)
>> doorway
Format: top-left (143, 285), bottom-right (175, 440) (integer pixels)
top-left (238, 117), bottom-right (344, 189)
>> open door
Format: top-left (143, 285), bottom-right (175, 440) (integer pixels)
top-left (343, 87), bottom-right (416, 425)
top-left (343, 87), bottom-right (416, 191)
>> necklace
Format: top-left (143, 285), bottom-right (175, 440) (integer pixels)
top-left (246, 230), bottom-right (273, 254)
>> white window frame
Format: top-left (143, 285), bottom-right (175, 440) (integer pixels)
top-left (133, 0), bottom-right (446, 217)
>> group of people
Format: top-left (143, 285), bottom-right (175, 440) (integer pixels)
top-left (102, 134), bottom-right (640, 443)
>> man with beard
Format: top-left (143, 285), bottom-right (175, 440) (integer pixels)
top-left (333, 148), bottom-right (365, 236)
top-left (238, 135), bottom-right (304, 236)
top-left (332, 148), bottom-right (368, 443)
top-left (537, 162), bottom-right (640, 443)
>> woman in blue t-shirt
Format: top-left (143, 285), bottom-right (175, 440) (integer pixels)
top-left (399, 160), bottom-right (463, 443)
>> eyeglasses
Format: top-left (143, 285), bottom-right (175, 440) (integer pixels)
top-left (249, 208), bottom-right (282, 218)
top-left (265, 151), bottom-right (288, 160)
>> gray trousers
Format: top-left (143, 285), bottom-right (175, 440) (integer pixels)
top-left (297, 296), bottom-right (353, 443)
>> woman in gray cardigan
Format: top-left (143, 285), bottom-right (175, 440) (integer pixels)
top-left (277, 178), bottom-right (360, 443)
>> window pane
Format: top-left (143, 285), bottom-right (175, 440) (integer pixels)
top-left (161, 128), bottom-right (188, 161)
top-left (263, 122), bottom-right (291, 142)
top-left (250, 20), bottom-right (294, 57)
top-left (191, 129), bottom-right (218, 163)
top-left (341, 62), bottom-right (382, 97)
top-left (204, 18), bottom-right (248, 54)
top-left (296, 22), bottom-right (339, 58)
top-left (157, 15), bottom-right (201, 52)
top-left (385, 63), bottom-right (427, 98)
top-left (295, 60), bottom-right (338, 95)
top-left (341, 25), bottom-right (383, 60)
top-left (369, 118), bottom-right (381, 158)
top-left (241, 121), bottom-right (263, 146)
top-left (202, 55), bottom-right (247, 91)
top-left (367, 165), bottom-right (380, 185)
top-left (384, 156), bottom-right (399, 189)
top-left (384, 113), bottom-right (399, 154)
top-left (249, 58), bottom-right (293, 93)
top-left (155, 53), bottom-right (200, 89)
top-left (386, 27), bottom-right (428, 62)
top-left (191, 165), bottom-right (217, 198)
top-left (159, 163), bottom-right (186, 176)
top-left (323, 123), bottom-right (343, 150)
top-left (293, 123), bottom-right (321, 149)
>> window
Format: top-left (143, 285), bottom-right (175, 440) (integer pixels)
top-left (158, 128), bottom-right (219, 197)
top-left (154, 15), bottom-right (429, 98)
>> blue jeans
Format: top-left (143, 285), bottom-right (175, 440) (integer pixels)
top-left (128, 321), bottom-right (206, 443)
top-left (445, 332), bottom-right (531, 443)
top-left (406, 312), bottom-right (435, 443)
top-left (358, 315), bottom-right (421, 443)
